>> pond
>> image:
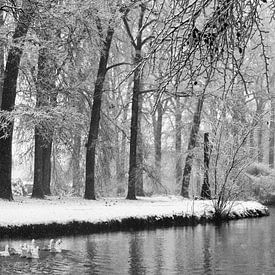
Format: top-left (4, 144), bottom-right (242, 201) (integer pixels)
top-left (0, 207), bottom-right (275, 274)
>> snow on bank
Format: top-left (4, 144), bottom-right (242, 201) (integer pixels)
top-left (0, 196), bottom-right (269, 237)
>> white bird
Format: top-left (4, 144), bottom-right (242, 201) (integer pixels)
top-left (31, 246), bottom-right (39, 259)
top-left (9, 246), bottom-right (20, 255)
top-left (20, 243), bottom-right (28, 258)
top-left (30, 239), bottom-right (36, 250)
top-left (0, 245), bottom-right (10, 257)
top-left (54, 239), bottom-right (62, 253)
top-left (49, 239), bottom-right (56, 252)
top-left (49, 239), bottom-right (54, 250)
top-left (26, 245), bottom-right (32, 259)
top-left (42, 239), bottom-right (54, 251)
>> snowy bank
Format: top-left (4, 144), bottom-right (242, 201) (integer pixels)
top-left (0, 196), bottom-right (269, 238)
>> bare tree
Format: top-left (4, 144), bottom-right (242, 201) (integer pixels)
top-left (84, 14), bottom-right (115, 199)
top-left (0, 1), bottom-right (35, 200)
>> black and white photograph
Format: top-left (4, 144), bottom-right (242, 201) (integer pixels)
top-left (0, 0), bottom-right (274, 274)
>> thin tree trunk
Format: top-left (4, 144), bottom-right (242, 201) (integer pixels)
top-left (201, 132), bottom-right (211, 199)
top-left (258, 121), bottom-right (264, 162)
top-left (127, 61), bottom-right (140, 199)
top-left (115, 131), bottom-right (121, 183)
top-left (119, 133), bottom-right (127, 182)
top-left (256, 99), bottom-right (264, 162)
top-left (181, 96), bottom-right (204, 198)
top-left (116, 95), bottom-right (129, 185)
top-left (249, 128), bottom-right (254, 158)
top-left (269, 96), bottom-right (275, 168)
top-left (42, 140), bottom-right (52, 195)
top-left (175, 97), bottom-right (182, 186)
top-left (249, 98), bottom-right (265, 161)
top-left (84, 23), bottom-right (114, 199)
top-left (153, 101), bottom-right (163, 186)
top-left (136, 93), bottom-right (144, 196)
top-left (0, 3), bottom-right (34, 200)
top-left (0, 2), bottom-right (4, 107)
top-left (32, 129), bottom-right (45, 198)
top-left (126, 4), bottom-right (145, 200)
top-left (72, 134), bottom-right (82, 195)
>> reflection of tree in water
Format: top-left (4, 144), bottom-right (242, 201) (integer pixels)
top-left (85, 237), bottom-right (97, 274)
top-left (174, 229), bottom-right (185, 272)
top-left (202, 226), bottom-right (213, 275)
top-left (154, 234), bottom-right (164, 274)
top-left (128, 233), bottom-right (146, 275)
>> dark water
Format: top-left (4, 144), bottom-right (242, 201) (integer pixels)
top-left (0, 208), bottom-right (275, 275)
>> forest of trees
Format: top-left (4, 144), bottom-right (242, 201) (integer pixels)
top-left (0, 0), bottom-right (274, 201)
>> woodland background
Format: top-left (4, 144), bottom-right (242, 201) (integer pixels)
top-left (0, 0), bottom-right (274, 202)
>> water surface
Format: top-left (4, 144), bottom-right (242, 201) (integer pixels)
top-left (0, 207), bottom-right (274, 274)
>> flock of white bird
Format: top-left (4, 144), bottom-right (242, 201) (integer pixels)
top-left (0, 239), bottom-right (62, 259)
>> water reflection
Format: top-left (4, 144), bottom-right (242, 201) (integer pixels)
top-left (128, 233), bottom-right (145, 275)
top-left (202, 227), bottom-right (212, 275)
top-left (154, 232), bottom-right (164, 274)
top-left (85, 237), bottom-right (97, 274)
top-left (0, 208), bottom-right (275, 274)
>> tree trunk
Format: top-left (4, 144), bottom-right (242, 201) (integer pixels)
top-left (126, 5), bottom-right (145, 200)
top-left (269, 96), bottom-right (275, 168)
top-left (127, 62), bottom-right (140, 200)
top-left (136, 93), bottom-right (145, 196)
top-left (115, 131), bottom-right (121, 183)
top-left (153, 101), bottom-right (163, 186)
top-left (0, 3), bottom-right (34, 200)
top-left (32, 129), bottom-right (45, 198)
top-left (181, 96), bottom-right (204, 198)
top-left (32, 41), bottom-right (56, 198)
top-left (201, 132), bottom-right (211, 199)
top-left (256, 99), bottom-right (264, 162)
top-left (72, 134), bottom-right (82, 195)
top-left (116, 95), bottom-right (129, 185)
top-left (42, 140), bottom-right (52, 195)
top-left (84, 23), bottom-right (114, 199)
top-left (175, 97), bottom-right (182, 186)
top-left (258, 121), bottom-right (264, 163)
top-left (0, 2), bottom-right (4, 107)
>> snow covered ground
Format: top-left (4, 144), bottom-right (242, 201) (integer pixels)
top-left (0, 196), bottom-right (269, 230)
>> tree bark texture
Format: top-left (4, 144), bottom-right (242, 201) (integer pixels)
top-left (84, 23), bottom-right (114, 199)
top-left (201, 132), bottom-right (211, 199)
top-left (181, 96), bottom-right (204, 198)
top-left (0, 3), bottom-right (34, 200)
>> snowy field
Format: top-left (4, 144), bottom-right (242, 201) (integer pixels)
top-left (0, 196), bottom-right (269, 228)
